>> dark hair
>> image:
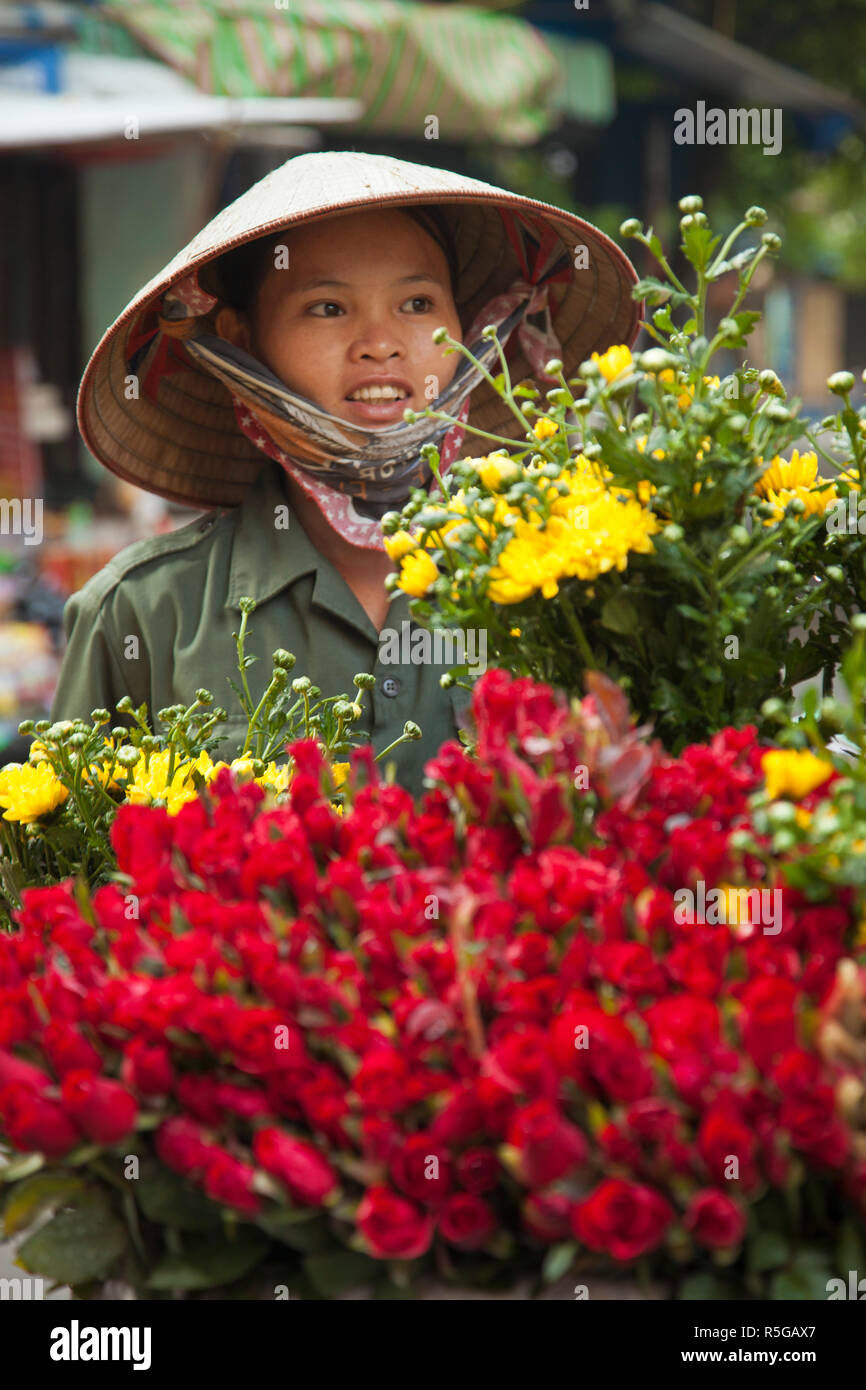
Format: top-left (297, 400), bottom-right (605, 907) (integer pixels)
top-left (211, 204), bottom-right (461, 315)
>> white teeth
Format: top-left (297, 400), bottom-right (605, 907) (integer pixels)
top-left (348, 386), bottom-right (409, 401)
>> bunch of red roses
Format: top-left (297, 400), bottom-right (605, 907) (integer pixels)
top-left (0, 669), bottom-right (862, 1293)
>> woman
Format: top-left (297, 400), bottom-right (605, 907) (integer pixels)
top-left (50, 149), bottom-right (641, 794)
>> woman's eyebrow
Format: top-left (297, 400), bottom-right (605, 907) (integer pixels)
top-left (290, 272), bottom-right (446, 292)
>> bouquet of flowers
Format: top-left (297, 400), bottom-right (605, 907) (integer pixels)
top-left (0, 599), bottom-right (399, 931)
top-left (2, 667), bottom-right (865, 1301)
top-left (383, 195), bottom-right (861, 750)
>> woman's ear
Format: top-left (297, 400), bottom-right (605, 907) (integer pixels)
top-left (214, 305), bottom-right (251, 351)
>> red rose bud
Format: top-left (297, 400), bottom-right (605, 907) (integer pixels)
top-left (356, 1186), bottom-right (434, 1260)
top-left (121, 1039), bottom-right (174, 1096)
top-left (252, 1128), bottom-right (338, 1206)
top-left (0, 1048), bottom-right (53, 1093)
top-left (42, 1022), bottom-right (103, 1078)
top-left (684, 1190), bottom-right (747, 1249)
top-left (507, 1100), bottom-right (588, 1186)
top-left (438, 1192), bottom-right (497, 1250)
top-left (0, 1082), bottom-right (80, 1157)
top-left (571, 1178), bottom-right (673, 1262)
top-left (155, 1116), bottom-right (217, 1178)
top-left (61, 1070), bottom-right (137, 1145)
top-left (389, 1133), bottom-right (453, 1205)
top-left (455, 1147), bottom-right (499, 1195)
top-left (522, 1192), bottom-right (573, 1242)
top-left (203, 1150), bottom-right (262, 1215)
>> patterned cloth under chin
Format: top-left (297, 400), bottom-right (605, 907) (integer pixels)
top-left (127, 205), bottom-right (572, 550)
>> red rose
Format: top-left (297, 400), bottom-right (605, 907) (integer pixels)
top-left (389, 1133), bottom-right (453, 1206)
top-left (644, 995), bottom-right (720, 1063)
top-left (522, 1192), bottom-right (573, 1242)
top-left (571, 1179), bottom-right (673, 1262)
top-left (484, 1028), bottom-right (557, 1099)
top-left (356, 1186), bottom-right (434, 1260)
top-left (61, 1070), bottom-right (137, 1145)
top-left (550, 1008), bottom-right (652, 1102)
top-left (507, 1100), bottom-right (588, 1186)
top-left (176, 1074), bottom-right (224, 1125)
top-left (740, 977), bottom-right (800, 1070)
top-left (155, 1116), bottom-right (216, 1177)
top-left (684, 1190), bottom-right (747, 1249)
top-left (253, 1128), bottom-right (339, 1206)
top-left (353, 1047), bottom-right (409, 1112)
top-left (697, 1098), bottom-right (759, 1189)
top-left (0, 1048), bottom-right (52, 1093)
top-left (42, 1022), bottom-right (102, 1078)
top-left (430, 1087), bottom-right (485, 1146)
top-left (203, 1149), bottom-right (262, 1215)
top-left (110, 803), bottom-right (175, 893)
top-left (780, 1090), bottom-right (850, 1168)
top-left (0, 1082), bottom-right (80, 1157)
top-left (438, 1192), bottom-right (497, 1250)
top-left (456, 1147), bottom-right (499, 1195)
top-left (122, 1039), bottom-right (174, 1096)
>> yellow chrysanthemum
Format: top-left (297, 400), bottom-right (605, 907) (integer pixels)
top-left (762, 749), bottom-right (833, 802)
top-left (0, 762), bottom-right (68, 823)
top-left (383, 529), bottom-right (420, 561)
top-left (659, 371), bottom-right (721, 410)
top-left (532, 418), bottom-right (558, 442)
top-left (397, 548), bottom-right (440, 597)
top-left (509, 627), bottom-right (522, 637)
top-left (591, 345), bottom-right (633, 383)
top-left (474, 455), bottom-right (521, 491)
top-left (756, 449), bottom-right (821, 498)
top-left (486, 454), bottom-right (658, 605)
top-left (123, 749), bottom-right (219, 816)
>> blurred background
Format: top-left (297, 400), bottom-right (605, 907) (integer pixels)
top-left (0, 0), bottom-right (864, 757)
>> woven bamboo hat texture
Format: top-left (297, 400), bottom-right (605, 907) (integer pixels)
top-left (78, 149), bottom-right (644, 509)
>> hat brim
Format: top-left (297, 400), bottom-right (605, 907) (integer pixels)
top-left (79, 151), bottom-right (644, 509)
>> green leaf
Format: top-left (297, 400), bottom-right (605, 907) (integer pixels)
top-left (747, 1230), bottom-right (790, 1273)
top-left (2, 1173), bottom-right (86, 1238)
top-left (542, 1241), bottom-right (578, 1284)
top-left (600, 596), bottom-right (641, 637)
top-left (303, 1249), bottom-right (380, 1297)
top-left (147, 1228), bottom-right (270, 1290)
top-left (677, 1272), bottom-right (735, 1299)
top-left (0, 1153), bottom-right (45, 1183)
top-left (134, 1164), bottom-right (222, 1233)
top-left (255, 1211), bottom-right (333, 1254)
top-left (16, 1202), bottom-right (127, 1285)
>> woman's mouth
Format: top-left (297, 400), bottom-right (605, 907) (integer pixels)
top-left (343, 384), bottom-right (413, 424)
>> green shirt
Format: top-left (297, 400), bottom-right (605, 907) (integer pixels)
top-left (50, 462), bottom-right (473, 796)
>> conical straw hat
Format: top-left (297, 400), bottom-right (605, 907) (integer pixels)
top-left (78, 149), bottom-right (643, 509)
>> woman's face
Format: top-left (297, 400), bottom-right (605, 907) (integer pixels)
top-left (215, 208), bottom-right (463, 428)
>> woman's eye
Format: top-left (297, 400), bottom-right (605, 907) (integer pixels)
top-left (403, 296), bottom-right (434, 313)
top-left (307, 302), bottom-right (344, 317)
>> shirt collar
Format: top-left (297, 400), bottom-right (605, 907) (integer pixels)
top-left (224, 461), bottom-right (406, 643)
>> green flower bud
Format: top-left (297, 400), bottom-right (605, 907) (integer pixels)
top-left (851, 613), bottom-right (866, 632)
top-left (765, 402), bottom-right (791, 422)
top-left (828, 371), bottom-right (855, 395)
top-left (270, 667), bottom-right (289, 688)
top-left (788, 496), bottom-right (807, 515)
top-left (402, 408), bottom-right (418, 423)
top-left (353, 672), bottom-right (376, 689)
top-left (639, 348), bottom-right (679, 374)
top-left (272, 649), bottom-right (296, 669)
top-left (744, 206), bottom-right (768, 227)
top-left (432, 327), bottom-right (449, 344)
top-left (115, 695), bottom-right (134, 714)
top-left (663, 523), bottom-right (685, 542)
top-left (581, 442), bottom-right (602, 460)
top-left (17, 719), bottom-right (35, 735)
top-left (379, 511), bottom-right (402, 534)
top-left (757, 369), bottom-right (785, 396)
top-left (89, 709), bottom-right (111, 725)
top-left (544, 358), bottom-right (563, 376)
top-left (546, 388), bottom-right (570, 406)
top-left (292, 676), bottom-right (312, 694)
top-left (761, 232), bottom-right (782, 252)
top-left (619, 218), bottom-right (643, 238)
top-left (195, 689), bottom-right (213, 705)
top-left (680, 212), bottom-right (708, 230)
top-left (775, 559), bottom-right (795, 575)
top-left (572, 398), bottom-right (593, 415)
top-left (678, 195), bottom-right (704, 213)
top-left (481, 325), bottom-right (499, 340)
top-left (403, 721), bottom-right (423, 740)
top-left (578, 359), bottom-right (601, 380)
top-left (730, 525), bottom-right (750, 546)
top-left (717, 318), bottom-right (739, 339)
top-left (761, 697), bottom-right (786, 720)
top-left (826, 565), bottom-right (845, 584)
top-left (439, 672), bottom-right (455, 688)
top-left (238, 596), bottom-right (256, 615)
top-left (111, 727), bottom-right (128, 742)
top-left (116, 746), bottom-right (140, 768)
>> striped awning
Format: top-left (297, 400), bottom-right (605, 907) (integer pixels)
top-left (79, 0), bottom-right (610, 143)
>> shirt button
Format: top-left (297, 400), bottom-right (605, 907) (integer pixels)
top-left (382, 677), bottom-right (401, 698)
